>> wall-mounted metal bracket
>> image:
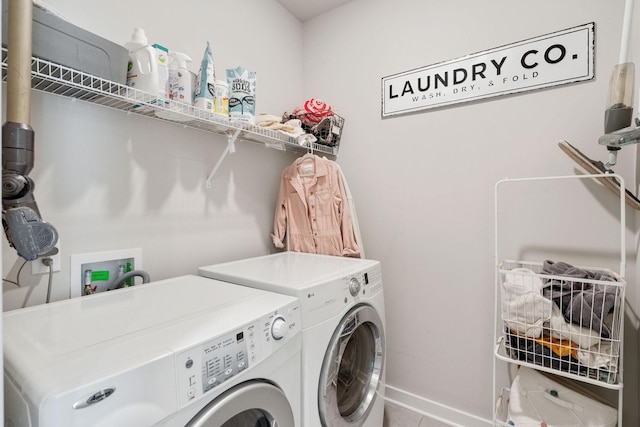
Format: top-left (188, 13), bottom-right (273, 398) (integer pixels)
top-left (205, 128), bottom-right (242, 188)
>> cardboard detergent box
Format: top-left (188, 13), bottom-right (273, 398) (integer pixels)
top-left (2, 0), bottom-right (128, 84)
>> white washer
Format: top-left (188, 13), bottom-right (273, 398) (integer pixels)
top-left (198, 252), bottom-right (385, 427)
top-left (3, 275), bottom-right (302, 427)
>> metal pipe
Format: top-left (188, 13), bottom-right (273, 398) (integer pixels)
top-left (6, 0), bottom-right (33, 125)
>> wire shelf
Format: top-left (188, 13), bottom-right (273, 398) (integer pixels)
top-left (0, 48), bottom-right (338, 158)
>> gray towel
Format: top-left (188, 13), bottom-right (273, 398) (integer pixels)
top-left (541, 260), bottom-right (618, 338)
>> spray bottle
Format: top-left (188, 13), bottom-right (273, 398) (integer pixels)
top-left (152, 43), bottom-right (170, 103)
top-left (169, 52), bottom-right (193, 104)
top-left (124, 28), bottom-right (158, 95)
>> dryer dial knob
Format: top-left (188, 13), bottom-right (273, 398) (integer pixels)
top-left (349, 277), bottom-right (361, 296)
top-left (271, 316), bottom-right (288, 340)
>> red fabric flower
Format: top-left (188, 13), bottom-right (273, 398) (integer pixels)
top-left (293, 98), bottom-right (333, 125)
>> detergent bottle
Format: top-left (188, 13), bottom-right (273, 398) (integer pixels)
top-left (169, 52), bottom-right (193, 104)
top-left (152, 43), bottom-right (170, 102)
top-left (124, 28), bottom-right (158, 95)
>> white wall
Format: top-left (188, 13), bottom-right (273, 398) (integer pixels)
top-left (302, 0), bottom-right (639, 424)
top-left (2, 0), bottom-right (304, 306)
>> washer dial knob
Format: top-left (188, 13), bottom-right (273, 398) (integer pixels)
top-left (271, 316), bottom-right (288, 340)
top-left (349, 277), bottom-right (361, 296)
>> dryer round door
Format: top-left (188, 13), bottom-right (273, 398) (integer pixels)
top-left (186, 381), bottom-right (295, 427)
top-left (318, 304), bottom-right (385, 427)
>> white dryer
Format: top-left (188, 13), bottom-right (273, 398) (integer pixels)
top-left (198, 252), bottom-right (386, 427)
top-left (4, 275), bottom-right (302, 427)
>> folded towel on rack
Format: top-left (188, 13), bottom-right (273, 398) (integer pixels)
top-left (255, 114), bottom-right (306, 138)
top-left (255, 113), bottom-right (283, 126)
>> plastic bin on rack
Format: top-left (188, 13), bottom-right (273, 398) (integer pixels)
top-left (495, 367), bottom-right (618, 426)
top-left (1, 0), bottom-right (128, 84)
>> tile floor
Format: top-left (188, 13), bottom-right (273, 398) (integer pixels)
top-left (383, 401), bottom-right (451, 427)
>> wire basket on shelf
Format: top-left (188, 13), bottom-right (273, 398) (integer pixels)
top-left (498, 259), bottom-right (625, 385)
top-left (287, 111), bottom-right (344, 149)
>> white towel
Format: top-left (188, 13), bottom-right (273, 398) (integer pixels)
top-left (576, 342), bottom-right (617, 371)
top-left (502, 268), bottom-right (551, 338)
top-left (549, 303), bottom-right (602, 349)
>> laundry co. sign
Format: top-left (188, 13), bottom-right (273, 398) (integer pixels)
top-left (381, 23), bottom-right (594, 117)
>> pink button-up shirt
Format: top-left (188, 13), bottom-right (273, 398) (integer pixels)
top-left (271, 155), bottom-right (360, 257)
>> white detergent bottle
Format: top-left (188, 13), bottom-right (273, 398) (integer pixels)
top-left (169, 52), bottom-right (193, 104)
top-left (168, 53), bottom-right (178, 101)
top-left (124, 28), bottom-right (158, 95)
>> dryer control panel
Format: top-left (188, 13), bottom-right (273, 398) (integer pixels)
top-left (175, 300), bottom-right (300, 407)
top-left (341, 264), bottom-right (383, 297)
top-left (301, 263), bottom-right (383, 326)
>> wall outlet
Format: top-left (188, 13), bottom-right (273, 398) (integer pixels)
top-left (31, 239), bottom-right (62, 275)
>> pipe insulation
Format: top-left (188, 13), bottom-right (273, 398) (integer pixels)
top-left (6, 0), bottom-right (33, 125)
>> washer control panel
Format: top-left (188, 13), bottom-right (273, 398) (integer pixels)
top-left (175, 300), bottom-right (300, 407)
top-left (201, 330), bottom-right (249, 394)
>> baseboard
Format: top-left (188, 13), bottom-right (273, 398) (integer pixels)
top-left (384, 385), bottom-right (492, 427)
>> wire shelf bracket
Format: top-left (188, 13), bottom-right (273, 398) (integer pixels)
top-left (205, 128), bottom-right (241, 188)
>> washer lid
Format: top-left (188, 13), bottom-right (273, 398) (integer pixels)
top-left (4, 275), bottom-right (283, 356)
top-left (199, 252), bottom-right (379, 294)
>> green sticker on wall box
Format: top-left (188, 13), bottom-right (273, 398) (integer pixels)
top-left (92, 270), bottom-right (110, 281)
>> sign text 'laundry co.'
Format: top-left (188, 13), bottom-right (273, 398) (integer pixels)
top-left (381, 23), bottom-right (595, 117)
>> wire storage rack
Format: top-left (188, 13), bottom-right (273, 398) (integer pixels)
top-left (492, 174), bottom-right (626, 426)
top-left (0, 47), bottom-right (339, 158)
top-left (499, 260), bottom-right (624, 384)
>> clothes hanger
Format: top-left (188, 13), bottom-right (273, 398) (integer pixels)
top-left (302, 145), bottom-right (315, 159)
top-left (296, 142), bottom-right (316, 162)
top-left (297, 145), bottom-right (316, 176)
